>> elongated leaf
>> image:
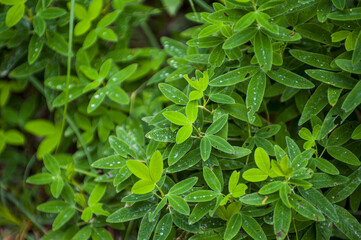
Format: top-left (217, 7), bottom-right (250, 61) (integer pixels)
top-left (241, 214), bottom-right (267, 240)
top-left (154, 213), bottom-right (172, 240)
top-left (159, 83), bottom-right (188, 105)
top-left (200, 137), bottom-right (212, 161)
top-left (305, 69), bottom-right (357, 89)
top-left (334, 205), bottom-right (361, 240)
top-left (169, 139), bottom-right (193, 166)
top-left (168, 195), bottom-right (190, 215)
top-left (299, 187), bottom-right (338, 222)
top-left (203, 167), bottom-right (221, 192)
top-left (267, 68), bottom-right (314, 89)
top-left (209, 65), bottom-right (258, 87)
top-left (223, 27), bottom-right (257, 49)
top-left (289, 193), bottom-right (325, 221)
top-left (342, 81), bottom-right (361, 112)
top-left (107, 202), bottom-right (155, 223)
top-left (53, 207), bottom-right (75, 230)
top-left (207, 135), bottom-right (234, 154)
top-left (224, 213), bottom-right (242, 240)
top-left (328, 7), bottom-right (361, 20)
top-left (273, 200), bottom-right (291, 240)
top-left (327, 146), bottom-right (360, 166)
top-left (246, 71), bottom-right (266, 123)
top-left (185, 190), bottom-right (218, 202)
top-left (289, 49), bottom-right (335, 70)
top-left (206, 114), bottom-right (228, 135)
top-left (254, 31), bottom-right (273, 72)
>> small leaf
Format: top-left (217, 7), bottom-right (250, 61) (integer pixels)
top-left (169, 177), bottom-right (198, 195)
top-left (185, 190), bottom-right (218, 202)
top-left (254, 31), bottom-right (273, 72)
top-left (163, 111), bottom-right (189, 126)
top-left (200, 137), bottom-right (212, 161)
top-left (159, 83), bottom-right (188, 105)
top-left (132, 179), bottom-right (155, 194)
top-left (206, 114), bottom-right (228, 135)
top-left (242, 168), bottom-right (268, 182)
top-left (273, 200), bottom-right (291, 240)
top-left (254, 147), bottom-right (270, 174)
top-left (305, 69), bottom-right (357, 89)
top-left (268, 68), bottom-right (314, 89)
top-left (168, 195), bottom-right (190, 215)
top-left (5, 3), bottom-right (24, 27)
top-left (126, 160), bottom-right (151, 180)
top-left (224, 213), bottom-right (242, 240)
top-left (149, 151), bottom-right (163, 183)
top-left (327, 146), bottom-right (360, 166)
top-left (154, 214), bottom-right (172, 240)
top-left (53, 207), bottom-right (75, 231)
top-left (207, 135), bottom-right (234, 154)
top-left (288, 193), bottom-right (325, 221)
top-left (223, 27), bottom-right (258, 49)
top-left (176, 124), bottom-right (192, 144)
top-left (203, 167), bottom-right (221, 192)
top-left (43, 153), bottom-right (60, 176)
top-left (242, 214), bottom-right (267, 240)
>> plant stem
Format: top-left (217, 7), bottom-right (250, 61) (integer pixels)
top-left (58, 0), bottom-right (75, 153)
top-left (59, 166), bottom-right (98, 178)
top-left (155, 184), bottom-right (165, 198)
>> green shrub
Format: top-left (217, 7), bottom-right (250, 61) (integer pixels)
top-left (2, 0), bottom-right (361, 239)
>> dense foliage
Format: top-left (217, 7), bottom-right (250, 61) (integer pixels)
top-left (2, 0), bottom-right (361, 239)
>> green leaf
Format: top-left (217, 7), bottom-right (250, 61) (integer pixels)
top-left (126, 160), bottom-right (151, 180)
top-left (259, 181), bottom-right (282, 194)
top-left (28, 34), bottom-right (44, 65)
top-left (88, 0), bottom-right (103, 20)
top-left (288, 193), bottom-right (325, 221)
top-left (53, 207), bottom-right (75, 230)
top-left (209, 44), bottom-right (225, 67)
top-left (254, 31), bottom-right (273, 72)
top-left (241, 214), bottom-right (267, 240)
top-left (25, 119), bottom-right (56, 136)
top-left (37, 201), bottom-right (70, 213)
top-left (149, 197), bottom-right (167, 220)
top-left (305, 69), bottom-right (357, 89)
top-left (223, 27), bottom-right (258, 49)
top-left (342, 81), bottom-right (361, 112)
top-left (207, 135), bottom-right (234, 154)
top-left (198, 25), bottom-right (221, 38)
top-left (228, 171), bottom-right (240, 193)
top-left (149, 151), bottom-right (163, 183)
top-left (161, 0), bottom-right (182, 16)
top-left (72, 226), bottom-right (92, 240)
top-left (87, 88), bottom-right (106, 113)
top-left (224, 213), bottom-right (242, 240)
top-left (185, 190), bottom-right (218, 202)
top-left (6, 3), bottom-right (24, 27)
top-left (33, 15), bottom-right (46, 36)
top-left (27, 173), bottom-right (54, 185)
top-left (326, 167), bottom-right (361, 203)
top-left (206, 114), bottom-right (228, 135)
top-left (138, 212), bottom-right (160, 240)
top-left (209, 93), bottom-right (235, 104)
top-left (189, 201), bottom-right (214, 224)
top-left (200, 137), bottom-right (212, 161)
top-left (168, 138), bottom-right (193, 166)
top-left (146, 128), bottom-right (177, 143)
top-left (327, 146), bottom-right (360, 166)
top-left (92, 228), bottom-right (113, 240)
top-left (38, 7), bottom-right (67, 19)
top-left (154, 213), bottom-right (172, 240)
top-left (97, 10), bottom-right (120, 28)
top-left (45, 31), bottom-right (69, 56)
top-left (234, 12), bottom-right (256, 31)
top-left (334, 205), bottom-right (361, 240)
top-left (254, 147), bottom-right (270, 174)
top-left (242, 168), bottom-right (268, 182)
top-left (246, 71), bottom-right (266, 123)
top-left (299, 187), bottom-right (338, 222)
top-left (186, 100), bottom-right (198, 123)
top-left (315, 158), bottom-right (339, 175)
top-left (4, 130), bottom-right (25, 145)
top-left (255, 11), bottom-right (278, 33)
top-left (176, 124), bottom-right (192, 144)
top-left (203, 167), bottom-right (221, 192)
top-left (327, 7), bottom-right (361, 20)
top-left (163, 111), bottom-right (189, 126)
top-left (187, 37), bottom-right (224, 48)
top-left (169, 177), bottom-right (198, 195)
top-left (209, 65), bottom-right (258, 87)
top-left (43, 153), bottom-right (60, 175)
top-left (289, 49), bottom-right (335, 70)
top-left (267, 68), bottom-right (314, 89)
top-left (273, 200), bottom-right (291, 240)
top-left (107, 202), bottom-right (155, 223)
top-left (159, 83), bottom-right (188, 105)
top-left (132, 179), bottom-right (155, 194)
top-left (91, 155), bottom-right (126, 169)
top-left (161, 37), bottom-right (187, 57)
top-left (335, 59), bottom-right (361, 74)
top-left (352, 124), bottom-right (361, 139)
top-left (298, 84), bottom-right (328, 125)
top-left (97, 28), bottom-right (117, 42)
top-left (168, 195), bottom-right (190, 215)
top-left (50, 177), bottom-right (64, 198)
top-left (332, 0), bottom-right (345, 9)
top-left (88, 184), bottom-right (106, 206)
